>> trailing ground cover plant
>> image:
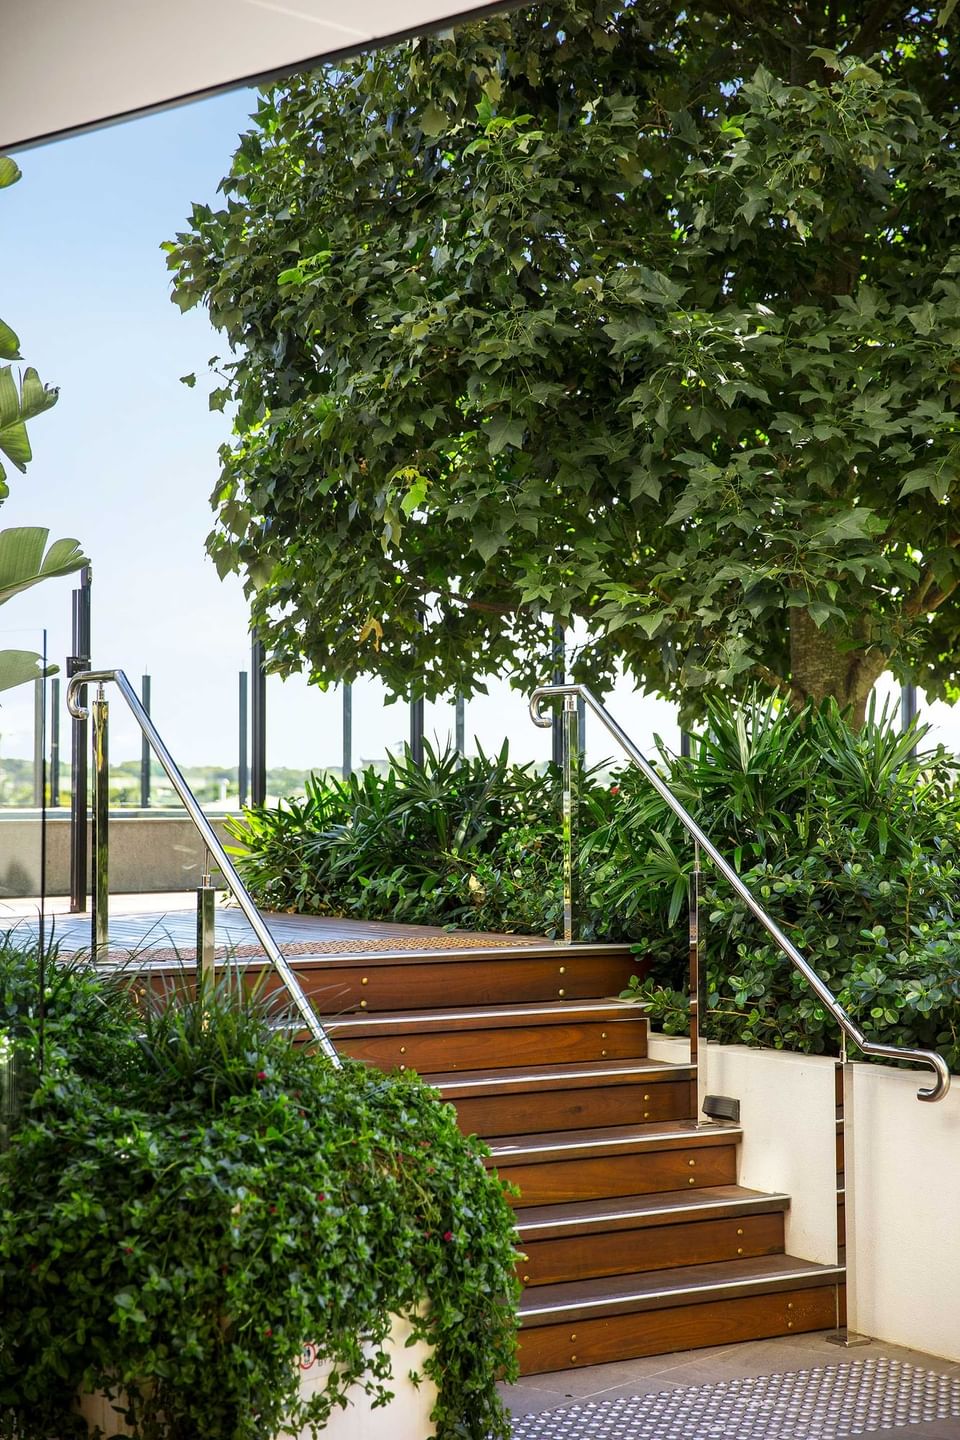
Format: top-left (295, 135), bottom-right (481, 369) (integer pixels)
top-left (0, 963), bottom-right (520, 1440)
top-left (599, 695), bottom-right (960, 1071)
top-left (228, 740), bottom-right (635, 940)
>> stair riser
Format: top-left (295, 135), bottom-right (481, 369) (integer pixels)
top-left (337, 1019), bottom-right (648, 1072)
top-left (519, 1284), bottom-right (843, 1374)
top-left (454, 1080), bottom-right (691, 1139)
top-left (269, 954), bottom-right (639, 1012)
top-left (518, 1212), bottom-right (786, 1288)
top-left (495, 1142), bottom-right (739, 1207)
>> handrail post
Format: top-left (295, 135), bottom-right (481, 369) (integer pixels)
top-left (91, 685), bottom-right (109, 960)
top-left (196, 848), bottom-right (216, 990)
top-left (66, 669), bottom-right (342, 1067)
top-left (690, 840), bottom-right (709, 1124)
top-left (562, 693), bottom-right (580, 944)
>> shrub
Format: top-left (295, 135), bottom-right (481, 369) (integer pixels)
top-left (602, 695), bottom-right (960, 1071)
top-left (0, 961), bottom-right (520, 1440)
top-left (228, 741), bottom-right (639, 940)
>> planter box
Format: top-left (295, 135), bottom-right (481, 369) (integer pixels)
top-left (77, 1315), bottom-right (437, 1439)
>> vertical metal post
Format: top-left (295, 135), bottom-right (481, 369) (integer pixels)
top-left (680, 730), bottom-right (693, 759)
top-left (689, 840), bottom-right (708, 1123)
top-left (238, 671), bottom-right (249, 809)
top-left (69, 565), bottom-right (92, 912)
top-left (140, 674), bottom-right (151, 808)
top-left (32, 678), bottom-right (44, 807)
top-left (577, 693), bottom-right (586, 759)
top-left (901, 682), bottom-right (918, 761)
top-left (410, 694), bottom-right (425, 765)
top-left (196, 849), bottom-right (216, 990)
top-left (562, 694), bottom-right (580, 945)
top-left (342, 683), bottom-right (353, 779)
top-left (551, 622), bottom-right (565, 769)
top-left (91, 686), bottom-right (109, 959)
top-left (251, 638), bottom-right (267, 807)
top-left (455, 695), bottom-right (465, 756)
top-left (50, 678), bottom-right (60, 807)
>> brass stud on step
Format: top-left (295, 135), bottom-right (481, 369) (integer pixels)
top-left (737, 1248), bottom-right (744, 1255)
top-left (737, 1227), bottom-right (743, 1236)
top-left (399, 1046), bottom-right (406, 1055)
top-left (688, 1176), bottom-right (696, 1185)
top-left (558, 989), bottom-right (566, 997)
top-left (601, 1049), bottom-right (607, 1057)
top-left (643, 1093), bottom-right (651, 1102)
top-left (688, 1159), bottom-right (696, 1166)
top-left (360, 1000), bottom-right (367, 1008)
top-left (601, 1031), bottom-right (607, 1039)
top-left (570, 1334), bottom-right (576, 1341)
top-left (570, 1354), bottom-right (577, 1362)
top-left (361, 976), bottom-right (368, 984)
top-left (522, 1274), bottom-right (530, 1283)
top-left (559, 966), bottom-right (566, 975)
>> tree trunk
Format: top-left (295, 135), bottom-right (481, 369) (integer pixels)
top-left (788, 609), bottom-right (887, 729)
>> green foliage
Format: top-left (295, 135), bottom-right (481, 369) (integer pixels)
top-left (605, 695), bottom-right (960, 1070)
top-left (0, 159), bottom-right (87, 686)
top-left (0, 966), bottom-right (520, 1440)
top-left (168, 2), bottom-right (960, 719)
top-left (228, 740), bottom-right (634, 940)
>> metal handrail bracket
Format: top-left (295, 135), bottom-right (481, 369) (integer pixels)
top-left (66, 668), bottom-right (341, 1067)
top-left (531, 682), bottom-right (950, 1104)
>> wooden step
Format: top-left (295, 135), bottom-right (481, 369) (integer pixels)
top-left (489, 1121), bottom-right (741, 1206)
top-left (326, 1000), bottom-right (648, 1072)
top-left (518, 1255), bottom-right (845, 1374)
top-left (428, 1060), bottom-right (693, 1137)
top-left (514, 1185), bottom-right (789, 1287)
top-left (232, 943), bottom-right (639, 1014)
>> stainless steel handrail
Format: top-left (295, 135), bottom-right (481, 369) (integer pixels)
top-left (66, 668), bottom-right (341, 1067)
top-left (531, 682), bottom-right (950, 1103)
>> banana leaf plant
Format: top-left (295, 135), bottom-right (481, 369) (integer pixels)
top-left (0, 156), bottom-right (88, 692)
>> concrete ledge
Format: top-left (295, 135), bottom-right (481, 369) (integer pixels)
top-left (0, 812), bottom-right (233, 896)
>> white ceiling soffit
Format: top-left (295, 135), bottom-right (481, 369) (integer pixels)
top-left (2, 0), bottom-right (518, 153)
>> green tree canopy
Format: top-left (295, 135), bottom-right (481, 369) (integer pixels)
top-left (168, 1), bottom-right (960, 724)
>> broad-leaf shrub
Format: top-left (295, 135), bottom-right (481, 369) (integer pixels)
top-left (604, 695), bottom-right (960, 1071)
top-left (229, 740), bottom-right (634, 940)
top-left (0, 961), bottom-right (520, 1440)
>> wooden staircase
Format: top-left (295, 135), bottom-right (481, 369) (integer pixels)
top-left (254, 940), bottom-right (845, 1374)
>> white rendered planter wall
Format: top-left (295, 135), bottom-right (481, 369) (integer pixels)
top-left (647, 1030), bottom-right (960, 1360)
top-left (845, 1062), bottom-right (960, 1363)
top-left (77, 1315), bottom-right (437, 1439)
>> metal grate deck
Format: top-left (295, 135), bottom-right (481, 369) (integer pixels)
top-left (508, 1359), bottom-right (960, 1440)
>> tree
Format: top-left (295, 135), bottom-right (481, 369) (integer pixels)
top-left (0, 156), bottom-right (87, 691)
top-left (167, 1), bottom-right (960, 725)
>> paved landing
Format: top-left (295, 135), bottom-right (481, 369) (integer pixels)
top-left (501, 1335), bottom-right (960, 1440)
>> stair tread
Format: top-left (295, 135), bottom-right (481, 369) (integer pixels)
top-left (427, 1058), bottom-right (687, 1096)
top-left (515, 1185), bottom-right (791, 1238)
top-left (489, 1120), bottom-right (740, 1165)
top-left (520, 1253), bottom-right (845, 1323)
top-left (325, 999), bottom-right (643, 1036)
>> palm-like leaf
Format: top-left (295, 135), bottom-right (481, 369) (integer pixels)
top-left (0, 528), bottom-right (87, 606)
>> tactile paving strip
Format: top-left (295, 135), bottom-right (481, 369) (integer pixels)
top-left (509, 1359), bottom-right (960, 1440)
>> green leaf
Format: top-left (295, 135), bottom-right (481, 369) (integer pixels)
top-left (0, 157), bottom-right (21, 189)
top-left (0, 649), bottom-right (56, 693)
top-left (0, 528), bottom-right (88, 606)
top-left (0, 320), bottom-right (20, 360)
top-left (486, 414), bottom-right (524, 455)
top-left (420, 103), bottom-right (449, 137)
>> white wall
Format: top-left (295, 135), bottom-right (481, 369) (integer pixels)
top-left (847, 1062), bottom-right (960, 1362)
